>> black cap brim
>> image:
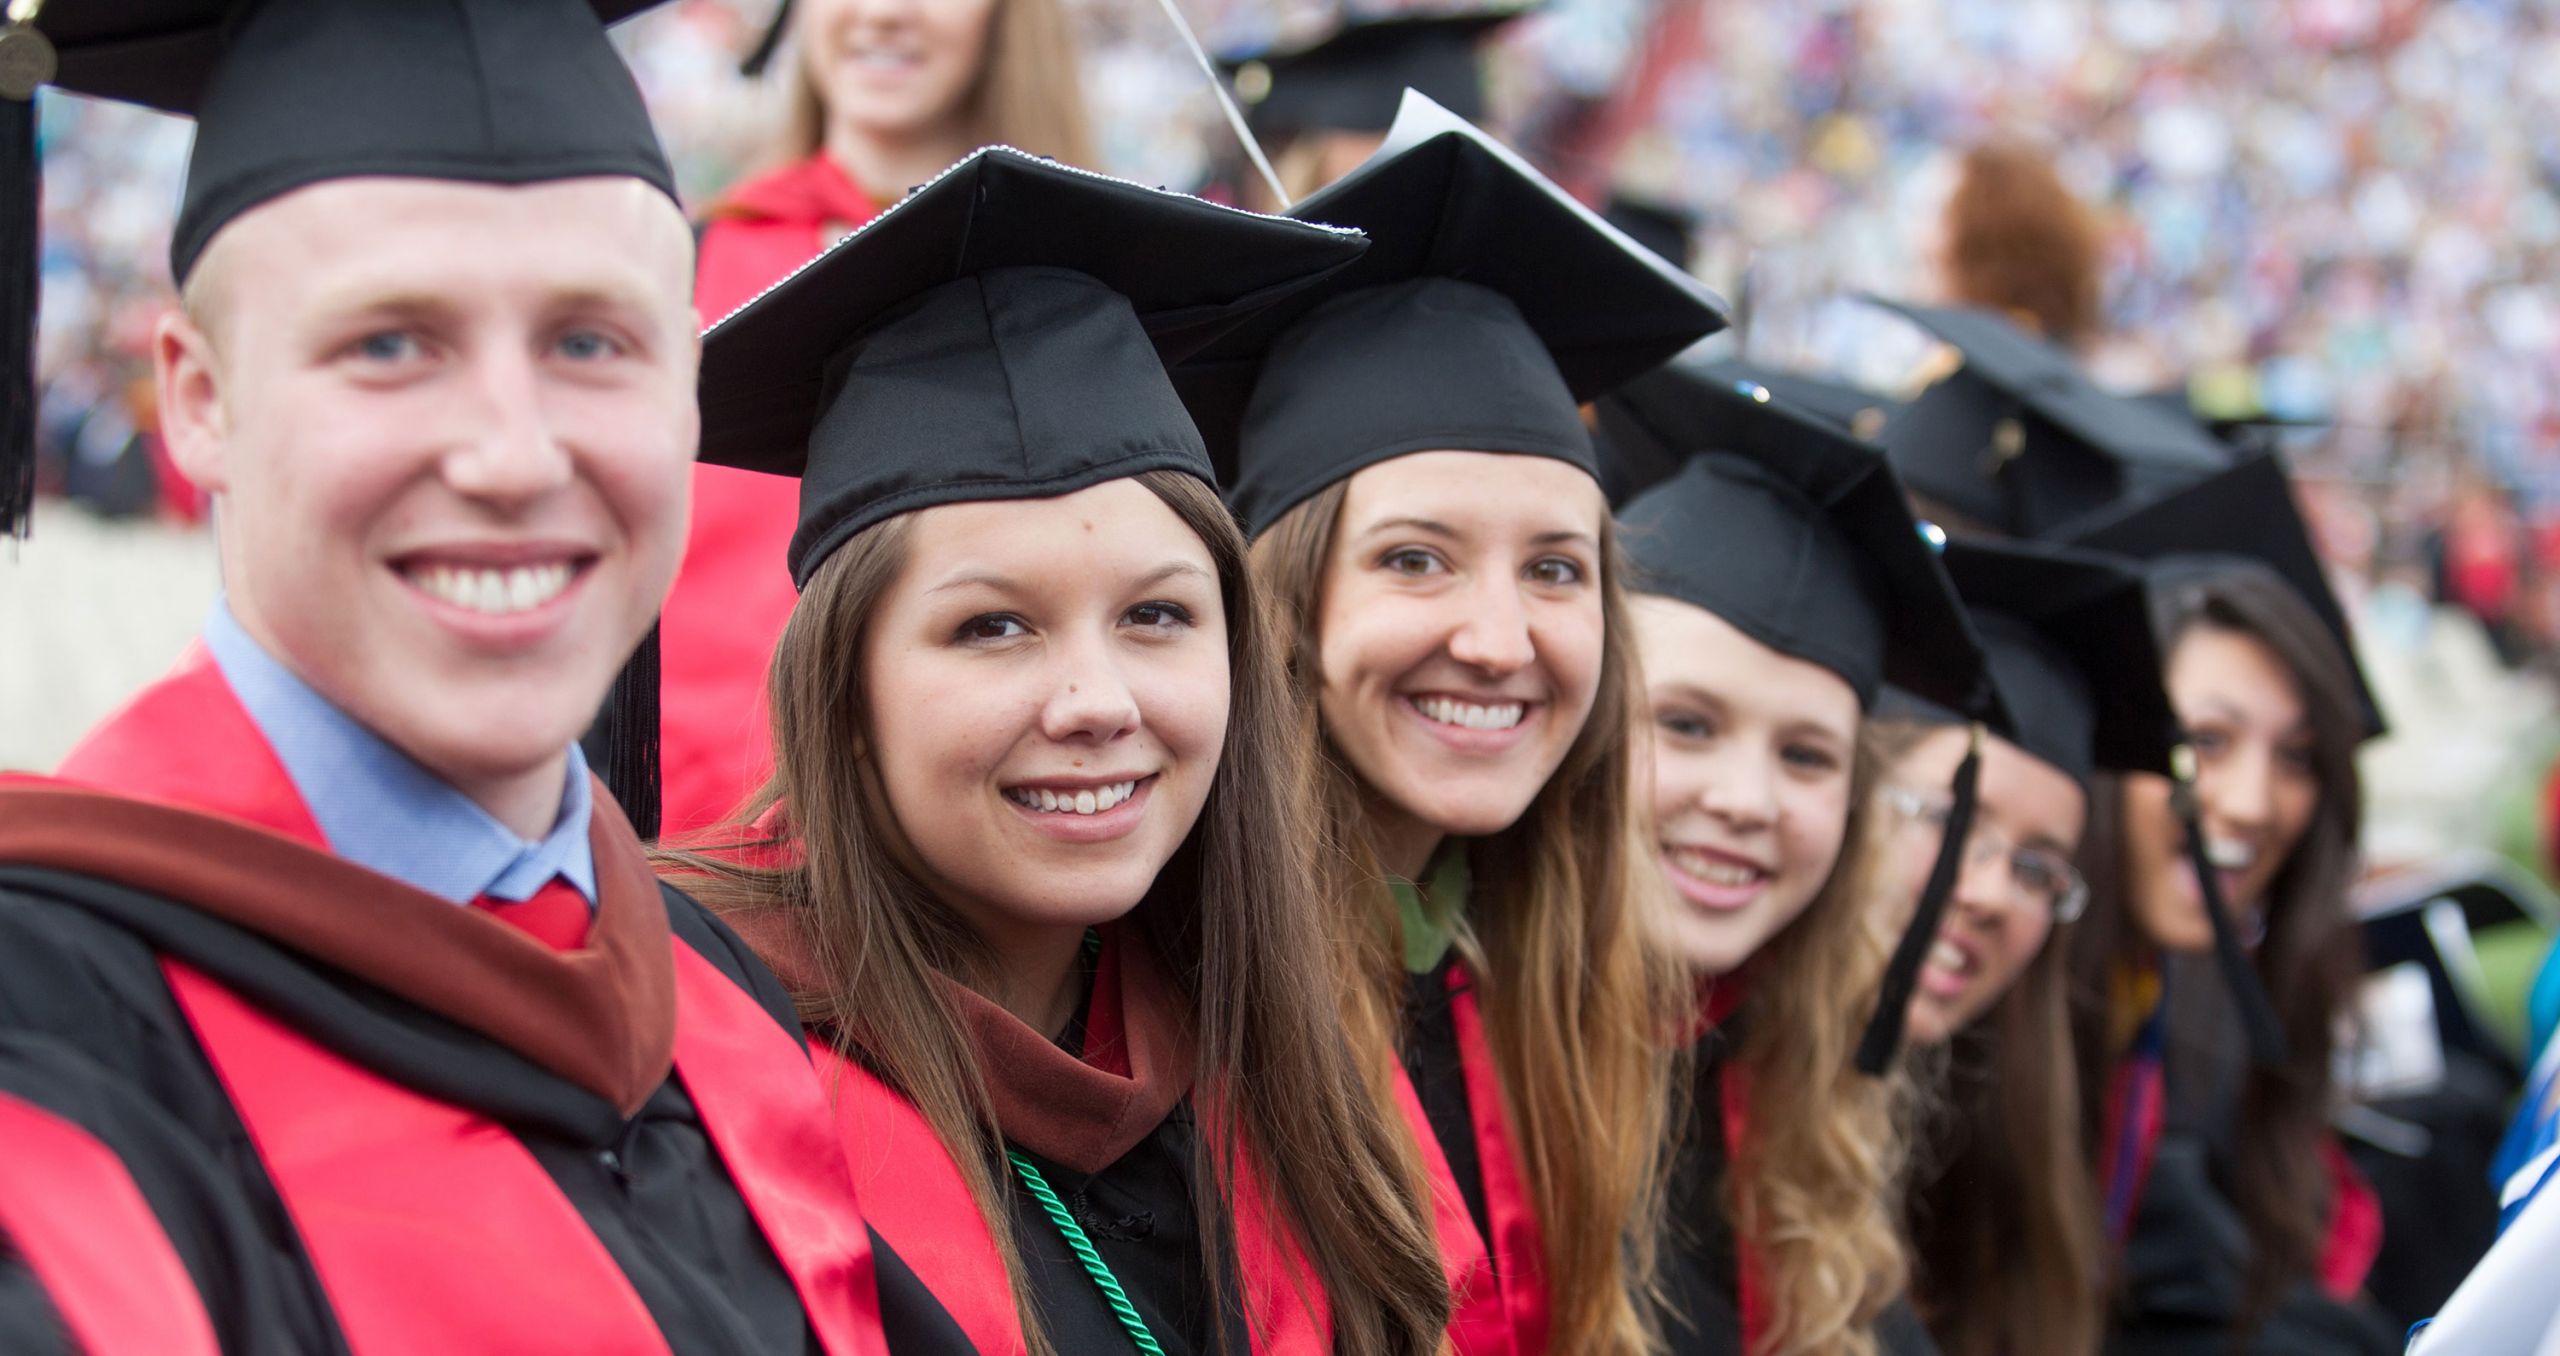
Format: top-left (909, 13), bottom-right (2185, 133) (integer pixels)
top-left (1939, 538), bottom-right (2177, 781)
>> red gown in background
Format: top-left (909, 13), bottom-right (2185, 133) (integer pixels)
top-left (661, 155), bottom-right (884, 836)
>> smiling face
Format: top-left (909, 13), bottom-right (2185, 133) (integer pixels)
top-left (861, 478), bottom-right (1230, 950)
top-left (2121, 623), bottom-right (2320, 954)
top-left (1312, 451), bottom-right (1609, 873)
top-left (1634, 594), bottom-right (1862, 975)
top-left (1881, 725), bottom-right (2088, 1045)
top-left (800, 0), bottom-right (997, 145)
top-left (156, 176), bottom-right (698, 827)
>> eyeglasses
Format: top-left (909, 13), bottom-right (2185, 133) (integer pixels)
top-left (1880, 786), bottom-right (2089, 925)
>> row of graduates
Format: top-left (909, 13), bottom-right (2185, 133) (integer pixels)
top-left (0, 3), bottom-right (2393, 1355)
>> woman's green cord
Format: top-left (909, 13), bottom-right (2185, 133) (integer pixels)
top-left (1007, 1150), bottom-right (1166, 1356)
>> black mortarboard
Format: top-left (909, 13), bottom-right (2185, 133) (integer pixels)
top-left (1934, 538), bottom-right (2176, 787)
top-left (1179, 92), bottom-right (1729, 536)
top-left (1601, 194), bottom-right (1698, 274)
top-left (1597, 361), bottom-right (1999, 721)
top-left (1219, 7), bottom-right (1531, 137)
top-left (8, 0), bottom-right (676, 536)
top-left (1869, 298), bottom-right (2230, 539)
top-left (595, 148), bottom-right (1366, 838)
top-left (2059, 450), bottom-right (2385, 740)
top-left (1698, 360), bottom-right (1902, 441)
top-left (693, 146), bottom-right (1366, 585)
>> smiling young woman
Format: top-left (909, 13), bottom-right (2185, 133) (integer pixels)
top-left (1595, 365), bottom-right (2002, 1356)
top-left (1179, 102), bottom-right (1729, 1355)
top-left (650, 0), bottom-right (1098, 839)
top-left (657, 152), bottom-right (1448, 1355)
top-left (2060, 458), bottom-right (2395, 1354)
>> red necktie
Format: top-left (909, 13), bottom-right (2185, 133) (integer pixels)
top-left (475, 876), bottom-right (592, 951)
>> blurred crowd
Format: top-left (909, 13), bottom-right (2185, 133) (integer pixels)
top-left (27, 0), bottom-right (2560, 697)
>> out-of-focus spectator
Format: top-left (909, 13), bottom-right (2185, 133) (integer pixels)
top-left (1934, 140), bottom-right (2105, 353)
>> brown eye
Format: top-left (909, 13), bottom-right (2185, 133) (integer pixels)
top-left (956, 614), bottom-right (1027, 642)
top-left (1525, 556), bottom-right (1584, 586)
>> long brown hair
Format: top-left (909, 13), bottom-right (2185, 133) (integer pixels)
top-left (1867, 719), bottom-right (2103, 1356)
top-left (775, 0), bottom-right (1096, 170)
top-left (2068, 561), bottom-right (2367, 1320)
top-left (1252, 478), bottom-right (1685, 1356)
top-left (1709, 736), bottom-right (1913, 1356)
top-left (666, 472), bottom-right (1448, 1355)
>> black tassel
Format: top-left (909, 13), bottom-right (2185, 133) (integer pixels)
top-left (1856, 723), bottom-right (1985, 1075)
top-left (2, 86), bottom-right (37, 538)
top-left (598, 621), bottom-right (663, 841)
top-left (2172, 758), bottom-right (2291, 1068)
top-left (740, 0), bottom-right (792, 77)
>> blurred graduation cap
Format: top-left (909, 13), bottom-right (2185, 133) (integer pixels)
top-left (1217, 6), bottom-right (1534, 138)
top-left (6, 0), bottom-right (676, 537)
top-left (1696, 359), bottom-right (1901, 441)
top-left (1598, 361), bottom-right (1999, 722)
top-left (1601, 193), bottom-right (1698, 274)
top-left (593, 148), bottom-right (1366, 834)
top-left (2059, 450), bottom-right (2386, 740)
top-left (1868, 297), bottom-right (2231, 539)
top-left (1927, 538), bottom-right (2177, 788)
top-left (1176, 90), bottom-right (1729, 535)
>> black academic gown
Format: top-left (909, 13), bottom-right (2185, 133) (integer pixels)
top-left (0, 1030), bottom-right (304, 1356)
top-left (1658, 1025), bottom-right (1940, 1356)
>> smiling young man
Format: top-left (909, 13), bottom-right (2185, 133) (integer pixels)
top-left (0, 3), bottom-right (891, 1351)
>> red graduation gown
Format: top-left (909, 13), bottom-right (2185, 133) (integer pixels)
top-left (0, 652), bottom-right (892, 1354)
top-left (657, 154), bottom-right (884, 836)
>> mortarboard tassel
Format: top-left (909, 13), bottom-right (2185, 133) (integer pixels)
top-left (598, 621), bottom-right (662, 840)
top-left (0, 14), bottom-right (52, 539)
top-left (1855, 721), bottom-right (1985, 1074)
top-left (2171, 743), bottom-right (2290, 1067)
top-left (740, 0), bottom-right (792, 77)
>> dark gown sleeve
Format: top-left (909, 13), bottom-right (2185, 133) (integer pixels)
top-left (1655, 1051), bottom-right (1746, 1356)
top-left (0, 1248), bottom-right (74, 1356)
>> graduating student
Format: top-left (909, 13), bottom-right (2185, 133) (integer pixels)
top-left (0, 3), bottom-right (889, 1351)
top-left (655, 0), bottom-right (1099, 836)
top-left (1178, 94), bottom-right (1729, 1355)
top-left (2056, 455), bottom-right (2396, 1355)
top-left (655, 148), bottom-right (1452, 1355)
top-left (1868, 299), bottom-right (2230, 540)
top-left (1597, 364), bottom-right (1999, 1356)
top-left (1862, 539), bottom-right (2178, 1356)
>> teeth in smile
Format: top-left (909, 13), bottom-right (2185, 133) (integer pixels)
top-left (409, 562), bottom-right (574, 616)
top-left (1414, 696), bottom-right (1526, 731)
top-left (1929, 938), bottom-right (1974, 975)
top-left (1666, 847), bottom-right (1763, 886)
top-left (2205, 838), bottom-right (2256, 869)
top-left (1006, 781), bottom-right (1139, 816)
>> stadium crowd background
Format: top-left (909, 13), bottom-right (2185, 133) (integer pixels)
top-left (16, 0), bottom-right (2560, 877)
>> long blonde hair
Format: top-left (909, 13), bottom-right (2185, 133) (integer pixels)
top-left (665, 472), bottom-right (1449, 1355)
top-left (1253, 477), bottom-right (1686, 1356)
top-left (776, 0), bottom-right (1096, 169)
top-left (1717, 736), bottom-right (1916, 1356)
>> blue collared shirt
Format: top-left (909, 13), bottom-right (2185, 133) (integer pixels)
top-left (203, 600), bottom-right (598, 908)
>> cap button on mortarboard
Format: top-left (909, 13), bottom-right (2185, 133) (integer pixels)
top-left (0, 9), bottom-right (58, 102)
top-left (1234, 60), bottom-right (1272, 103)
top-left (1919, 520), bottom-right (1948, 553)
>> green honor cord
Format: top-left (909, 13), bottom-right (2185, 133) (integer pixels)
top-left (1006, 1150), bottom-right (1166, 1355)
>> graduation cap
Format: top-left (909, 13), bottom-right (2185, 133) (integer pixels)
top-left (2060, 450), bottom-right (2385, 740)
top-left (1931, 539), bottom-right (2176, 787)
top-left (1868, 298), bottom-right (2231, 539)
top-left (1694, 359), bottom-right (1901, 441)
top-left (1597, 361), bottom-right (1998, 721)
top-left (6, 0), bottom-right (676, 537)
top-left (1218, 6), bottom-right (1533, 138)
top-left (1600, 193), bottom-right (1698, 274)
top-left (593, 147), bottom-right (1367, 835)
top-left (1178, 91), bottom-right (1729, 536)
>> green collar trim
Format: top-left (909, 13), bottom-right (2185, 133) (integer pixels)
top-left (1389, 845), bottom-right (1472, 974)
